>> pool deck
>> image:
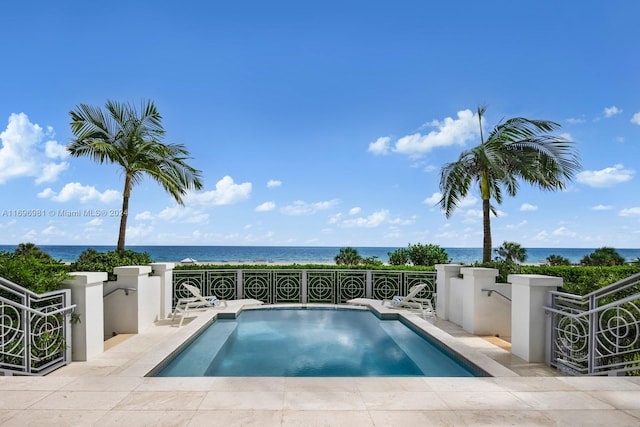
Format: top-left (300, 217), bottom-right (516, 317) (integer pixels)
top-left (1, 303), bottom-right (639, 426)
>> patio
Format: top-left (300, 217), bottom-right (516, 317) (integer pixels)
top-left (1, 306), bottom-right (639, 426)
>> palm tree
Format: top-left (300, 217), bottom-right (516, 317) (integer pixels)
top-left (334, 247), bottom-right (362, 265)
top-left (439, 106), bottom-right (581, 263)
top-left (494, 241), bottom-right (527, 263)
top-left (68, 100), bottom-right (204, 251)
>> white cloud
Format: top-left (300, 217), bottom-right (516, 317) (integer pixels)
top-left (42, 225), bottom-right (64, 236)
top-left (267, 179), bottom-right (282, 188)
top-left (566, 117), bottom-right (586, 124)
top-left (86, 218), bottom-right (103, 226)
top-left (125, 224), bottom-right (153, 240)
top-left (187, 176), bottom-right (252, 206)
top-left (157, 206), bottom-right (209, 223)
top-left (367, 136), bottom-right (391, 155)
top-left (552, 226), bottom-right (577, 237)
top-left (36, 162), bottom-right (69, 184)
top-left (603, 106), bottom-right (622, 117)
top-left (341, 210), bottom-right (389, 228)
top-left (619, 207), bottom-right (640, 217)
top-left (37, 182), bottom-right (121, 203)
top-left (591, 204), bottom-right (612, 211)
top-left (328, 213), bottom-right (342, 224)
top-left (0, 113), bottom-right (69, 184)
top-left (505, 220), bottom-right (528, 229)
top-left (281, 199), bottom-right (339, 215)
top-left (393, 109), bottom-right (480, 157)
top-left (631, 112), bottom-right (640, 125)
top-left (423, 192), bottom-right (442, 206)
top-left (520, 203), bottom-right (538, 212)
top-left (457, 195), bottom-right (478, 208)
top-left (348, 207), bottom-right (361, 215)
top-left (576, 164), bottom-right (634, 188)
top-left (255, 201), bottom-right (276, 212)
top-left (135, 211), bottom-right (154, 220)
top-left (44, 140), bottom-right (68, 159)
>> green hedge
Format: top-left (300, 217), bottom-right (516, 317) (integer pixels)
top-left (490, 263), bottom-right (640, 295)
top-left (175, 263), bottom-right (435, 272)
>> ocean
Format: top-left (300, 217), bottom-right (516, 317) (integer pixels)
top-left (1, 245), bottom-right (640, 264)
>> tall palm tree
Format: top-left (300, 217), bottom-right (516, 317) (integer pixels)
top-left (439, 106), bottom-right (581, 263)
top-left (68, 100), bottom-right (204, 251)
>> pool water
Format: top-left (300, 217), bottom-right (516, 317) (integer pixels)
top-left (154, 308), bottom-right (480, 377)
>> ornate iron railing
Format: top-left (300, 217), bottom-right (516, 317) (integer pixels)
top-left (173, 269), bottom-right (436, 305)
top-left (545, 272), bottom-right (640, 376)
top-left (0, 277), bottom-right (75, 376)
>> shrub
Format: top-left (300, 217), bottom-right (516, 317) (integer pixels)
top-left (546, 254), bottom-right (571, 266)
top-left (580, 247), bottom-right (626, 266)
top-left (70, 248), bottom-right (153, 281)
top-left (388, 248), bottom-right (410, 266)
top-left (407, 243), bottom-right (450, 266)
top-left (0, 244), bottom-right (69, 293)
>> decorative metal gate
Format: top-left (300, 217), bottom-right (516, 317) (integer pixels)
top-left (0, 277), bottom-right (75, 376)
top-left (545, 272), bottom-right (640, 376)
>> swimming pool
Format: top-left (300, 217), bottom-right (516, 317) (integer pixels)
top-left (153, 308), bottom-right (484, 377)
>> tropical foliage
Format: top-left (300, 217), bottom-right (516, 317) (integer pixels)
top-left (333, 247), bottom-right (383, 266)
top-left (68, 100), bottom-right (204, 251)
top-left (546, 254), bottom-right (571, 266)
top-left (388, 247), bottom-right (410, 266)
top-left (0, 244), bottom-right (69, 293)
top-left (334, 247), bottom-right (362, 265)
top-left (439, 106), bottom-right (581, 263)
top-left (70, 248), bottom-right (154, 281)
top-left (388, 243), bottom-right (449, 266)
top-left (580, 247), bottom-right (626, 266)
top-left (494, 241), bottom-right (527, 263)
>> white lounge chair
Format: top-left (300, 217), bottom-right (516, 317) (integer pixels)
top-left (382, 283), bottom-right (435, 319)
top-left (171, 283), bottom-right (228, 327)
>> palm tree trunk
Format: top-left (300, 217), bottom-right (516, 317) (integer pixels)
top-left (482, 198), bottom-right (492, 263)
top-left (117, 174), bottom-right (131, 251)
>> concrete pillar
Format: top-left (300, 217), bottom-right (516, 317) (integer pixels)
top-left (105, 266), bottom-right (160, 336)
top-left (509, 274), bottom-right (562, 362)
top-left (63, 272), bottom-right (107, 361)
top-left (435, 264), bottom-right (462, 320)
top-left (150, 262), bottom-right (175, 319)
top-left (460, 267), bottom-right (500, 335)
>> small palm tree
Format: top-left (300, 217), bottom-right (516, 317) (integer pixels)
top-left (494, 241), bottom-right (527, 263)
top-left (439, 106), bottom-right (581, 263)
top-left (68, 100), bottom-right (203, 251)
top-left (334, 247), bottom-right (362, 265)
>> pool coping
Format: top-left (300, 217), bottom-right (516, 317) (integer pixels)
top-left (144, 302), bottom-right (518, 379)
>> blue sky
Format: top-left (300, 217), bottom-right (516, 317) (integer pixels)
top-left (1, 1), bottom-right (639, 249)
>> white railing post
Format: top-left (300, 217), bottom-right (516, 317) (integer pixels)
top-left (435, 264), bottom-right (462, 320)
top-left (150, 262), bottom-right (175, 319)
top-left (509, 274), bottom-right (562, 363)
top-left (63, 272), bottom-right (107, 361)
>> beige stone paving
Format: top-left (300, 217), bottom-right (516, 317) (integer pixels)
top-left (1, 304), bottom-right (639, 426)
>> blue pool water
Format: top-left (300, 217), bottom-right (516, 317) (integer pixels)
top-left (154, 308), bottom-right (481, 377)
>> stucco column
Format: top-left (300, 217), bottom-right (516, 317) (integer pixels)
top-left (63, 272), bottom-right (107, 361)
top-left (435, 264), bottom-right (462, 320)
top-left (509, 274), bottom-right (562, 362)
top-left (460, 267), bottom-right (499, 335)
top-left (150, 262), bottom-right (175, 319)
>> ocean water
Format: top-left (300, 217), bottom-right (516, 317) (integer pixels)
top-left (1, 244), bottom-right (640, 264)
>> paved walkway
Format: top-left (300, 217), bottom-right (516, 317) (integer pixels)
top-left (1, 305), bottom-right (639, 426)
